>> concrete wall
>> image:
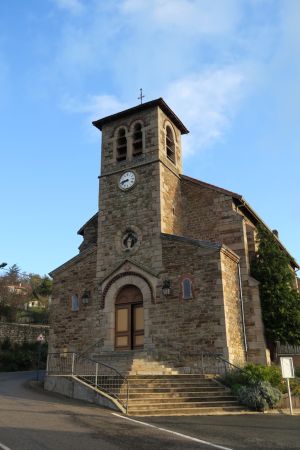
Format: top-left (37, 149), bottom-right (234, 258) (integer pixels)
top-left (44, 376), bottom-right (121, 411)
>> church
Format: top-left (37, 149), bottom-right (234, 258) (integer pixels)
top-left (48, 97), bottom-right (299, 375)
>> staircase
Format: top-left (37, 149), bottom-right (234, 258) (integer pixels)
top-left (91, 351), bottom-right (179, 375)
top-left (47, 352), bottom-right (245, 416)
top-left (120, 374), bottom-right (243, 416)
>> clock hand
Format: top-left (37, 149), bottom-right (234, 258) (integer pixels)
top-left (121, 179), bottom-right (129, 184)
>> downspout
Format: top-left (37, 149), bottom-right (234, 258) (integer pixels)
top-left (237, 261), bottom-right (248, 356)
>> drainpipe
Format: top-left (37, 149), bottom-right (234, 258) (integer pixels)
top-left (237, 261), bottom-right (248, 355)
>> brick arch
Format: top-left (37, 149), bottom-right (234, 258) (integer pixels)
top-left (101, 271), bottom-right (154, 309)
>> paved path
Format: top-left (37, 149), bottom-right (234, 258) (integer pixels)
top-left (0, 372), bottom-right (299, 450)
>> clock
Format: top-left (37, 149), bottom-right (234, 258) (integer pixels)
top-left (119, 171), bottom-right (136, 191)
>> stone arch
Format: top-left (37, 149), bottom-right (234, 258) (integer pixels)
top-left (100, 272), bottom-right (153, 352)
top-left (101, 271), bottom-right (154, 309)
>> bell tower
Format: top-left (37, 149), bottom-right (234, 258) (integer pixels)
top-left (92, 98), bottom-right (189, 281)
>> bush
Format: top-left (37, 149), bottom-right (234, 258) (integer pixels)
top-left (237, 384), bottom-right (268, 411)
top-left (237, 381), bottom-right (282, 411)
top-left (220, 363), bottom-right (282, 390)
top-left (0, 339), bottom-right (48, 372)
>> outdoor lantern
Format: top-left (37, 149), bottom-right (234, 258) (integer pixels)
top-left (162, 279), bottom-right (171, 296)
top-left (81, 290), bottom-right (91, 305)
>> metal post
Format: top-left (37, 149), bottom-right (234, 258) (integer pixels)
top-left (126, 381), bottom-right (129, 414)
top-left (287, 378), bottom-right (293, 415)
top-left (46, 353), bottom-right (49, 375)
top-left (71, 353), bottom-right (75, 376)
top-left (36, 342), bottom-right (42, 381)
top-left (95, 362), bottom-right (98, 388)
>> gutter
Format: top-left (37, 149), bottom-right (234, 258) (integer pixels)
top-left (237, 261), bottom-right (248, 355)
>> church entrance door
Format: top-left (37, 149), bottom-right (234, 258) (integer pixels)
top-left (115, 285), bottom-right (144, 350)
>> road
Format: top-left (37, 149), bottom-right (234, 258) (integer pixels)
top-left (0, 371), bottom-right (299, 450)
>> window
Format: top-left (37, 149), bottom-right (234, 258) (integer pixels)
top-left (182, 278), bottom-right (193, 300)
top-left (132, 123), bottom-right (143, 156)
top-left (166, 125), bottom-right (175, 164)
top-left (71, 294), bottom-right (79, 311)
top-left (116, 128), bottom-right (127, 161)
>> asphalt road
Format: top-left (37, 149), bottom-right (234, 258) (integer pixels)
top-left (0, 371), bottom-right (299, 450)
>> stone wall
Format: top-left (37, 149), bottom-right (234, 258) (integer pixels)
top-left (220, 249), bottom-right (245, 365)
top-left (0, 322), bottom-right (49, 345)
top-left (49, 246), bottom-right (98, 354)
top-left (97, 161), bottom-right (162, 280)
top-left (180, 177), bottom-right (269, 364)
top-left (147, 235), bottom-right (238, 369)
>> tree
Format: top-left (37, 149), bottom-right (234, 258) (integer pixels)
top-left (0, 266), bottom-right (52, 323)
top-left (5, 264), bottom-right (22, 285)
top-left (251, 226), bottom-right (300, 345)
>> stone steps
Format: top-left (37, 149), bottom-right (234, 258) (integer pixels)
top-left (119, 389), bottom-right (225, 399)
top-left (81, 356), bottom-right (243, 416)
top-left (121, 374), bottom-right (242, 416)
top-left (128, 406), bottom-right (243, 416)
top-left (125, 395), bottom-right (236, 408)
top-left (92, 352), bottom-right (180, 375)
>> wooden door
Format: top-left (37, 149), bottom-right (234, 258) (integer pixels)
top-left (115, 305), bottom-right (130, 349)
top-left (115, 285), bottom-right (144, 350)
top-left (132, 304), bottom-right (144, 349)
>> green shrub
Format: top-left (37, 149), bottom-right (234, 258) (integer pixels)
top-left (295, 367), bottom-right (300, 378)
top-left (284, 378), bottom-right (300, 396)
top-left (0, 337), bottom-right (12, 351)
top-left (237, 385), bottom-right (268, 411)
top-left (257, 381), bottom-right (282, 408)
top-left (237, 381), bottom-right (281, 411)
top-left (220, 363), bottom-right (282, 389)
top-left (0, 341), bottom-right (48, 372)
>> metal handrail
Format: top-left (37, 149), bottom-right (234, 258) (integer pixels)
top-left (78, 339), bottom-right (104, 358)
top-left (199, 350), bottom-right (247, 375)
top-left (47, 352), bottom-right (129, 413)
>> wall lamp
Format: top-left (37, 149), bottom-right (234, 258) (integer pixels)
top-left (81, 290), bottom-right (91, 305)
top-left (162, 279), bottom-right (171, 296)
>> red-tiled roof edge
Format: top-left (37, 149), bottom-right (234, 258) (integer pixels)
top-left (92, 97), bottom-right (189, 134)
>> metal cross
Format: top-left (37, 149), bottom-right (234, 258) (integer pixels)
top-left (138, 88), bottom-right (145, 104)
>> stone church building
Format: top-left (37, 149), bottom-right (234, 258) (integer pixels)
top-left (49, 98), bottom-right (298, 374)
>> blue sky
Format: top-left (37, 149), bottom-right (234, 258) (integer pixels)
top-left (0, 0), bottom-right (299, 276)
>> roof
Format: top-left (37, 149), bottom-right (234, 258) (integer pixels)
top-left (182, 175), bottom-right (242, 200)
top-left (181, 175), bottom-right (299, 269)
top-left (161, 232), bottom-right (221, 249)
top-left (49, 246), bottom-right (96, 277)
top-left (92, 97), bottom-right (189, 134)
top-left (77, 212), bottom-right (98, 236)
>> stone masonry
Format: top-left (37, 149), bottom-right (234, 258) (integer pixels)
top-left (48, 98), bottom-right (299, 375)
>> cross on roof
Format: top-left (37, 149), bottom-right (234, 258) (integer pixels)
top-left (138, 88), bottom-right (145, 104)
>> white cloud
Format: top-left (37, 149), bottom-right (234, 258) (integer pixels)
top-left (121, 0), bottom-right (241, 35)
top-left (166, 66), bottom-right (248, 154)
top-left (62, 93), bottom-right (127, 116)
top-left (61, 93), bottom-right (128, 138)
top-left (53, 0), bottom-right (84, 15)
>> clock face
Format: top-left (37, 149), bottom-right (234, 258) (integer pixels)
top-left (119, 171), bottom-right (136, 191)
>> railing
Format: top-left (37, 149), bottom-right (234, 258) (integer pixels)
top-left (275, 342), bottom-right (300, 357)
top-left (47, 352), bottom-right (129, 413)
top-left (199, 351), bottom-right (245, 375)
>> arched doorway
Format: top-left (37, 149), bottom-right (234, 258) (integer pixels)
top-left (115, 285), bottom-right (144, 350)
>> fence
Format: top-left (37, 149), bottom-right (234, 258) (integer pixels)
top-left (47, 352), bottom-right (129, 412)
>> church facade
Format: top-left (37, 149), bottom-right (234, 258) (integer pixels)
top-left (49, 98), bottom-right (298, 374)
